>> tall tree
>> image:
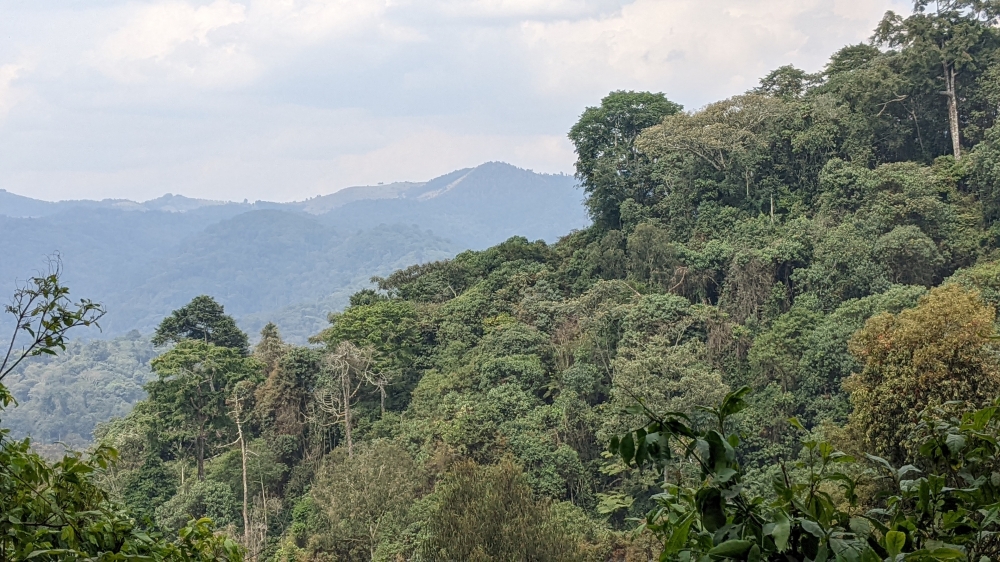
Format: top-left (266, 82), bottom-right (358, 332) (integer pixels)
top-left (312, 341), bottom-right (383, 457)
top-left (876, 0), bottom-right (1000, 159)
top-left (147, 340), bottom-right (260, 480)
top-left (153, 295), bottom-right (249, 354)
top-left (568, 91), bottom-right (682, 228)
top-left (638, 94), bottom-right (787, 205)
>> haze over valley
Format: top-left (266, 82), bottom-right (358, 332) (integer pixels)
top-left (0, 162), bottom-right (587, 341)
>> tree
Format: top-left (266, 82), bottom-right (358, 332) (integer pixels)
top-left (846, 283), bottom-right (1000, 463)
top-left (0, 264), bottom-right (242, 561)
top-left (147, 340), bottom-right (260, 480)
top-left (311, 341), bottom-right (385, 457)
top-left (875, 0), bottom-right (1000, 159)
top-left (568, 91), bottom-right (682, 228)
top-left (314, 300), bottom-right (420, 413)
top-left (637, 94), bottom-right (787, 206)
top-left (227, 381), bottom-right (254, 556)
top-left (0, 258), bottom-right (104, 391)
top-left (153, 295), bottom-right (249, 354)
top-left (253, 322), bottom-right (288, 376)
top-left (310, 440), bottom-right (421, 561)
top-left (255, 347), bottom-right (318, 446)
top-left (420, 460), bottom-right (580, 562)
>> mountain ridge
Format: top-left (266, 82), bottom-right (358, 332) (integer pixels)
top-left (0, 162), bottom-right (577, 218)
top-left (0, 162), bottom-right (588, 342)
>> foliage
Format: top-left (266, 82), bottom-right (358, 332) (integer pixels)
top-left (307, 440), bottom-right (422, 560)
top-left (152, 295), bottom-right (249, 353)
top-left (419, 459), bottom-right (583, 562)
top-left (609, 387), bottom-right (1000, 561)
top-left (569, 90), bottom-right (682, 228)
top-left (146, 340), bottom-right (261, 480)
top-left (36, 5), bottom-right (1000, 559)
top-left (846, 284), bottom-right (1000, 463)
top-left (3, 332), bottom-right (155, 446)
top-left (0, 265), bottom-right (243, 561)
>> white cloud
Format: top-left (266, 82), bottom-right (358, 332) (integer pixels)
top-left (519, 0), bottom-right (908, 106)
top-left (94, 0), bottom-right (251, 86)
top-left (245, 0), bottom-right (389, 43)
top-left (432, 0), bottom-right (598, 20)
top-left (91, 0), bottom-right (398, 88)
top-left (0, 64), bottom-right (25, 119)
top-left (100, 0), bottom-right (246, 62)
top-left (0, 0), bottom-right (914, 201)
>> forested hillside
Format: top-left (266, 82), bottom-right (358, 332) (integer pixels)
top-left (8, 2), bottom-right (1000, 560)
top-left (0, 162), bottom-right (586, 339)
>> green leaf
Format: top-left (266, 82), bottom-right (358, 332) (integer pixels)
top-left (664, 514), bottom-right (694, 555)
top-left (945, 433), bottom-right (966, 454)
top-left (884, 530), bottom-right (905, 558)
top-left (696, 487), bottom-right (726, 532)
top-left (771, 512), bottom-right (791, 551)
top-left (620, 433), bottom-right (635, 465)
top-left (801, 519), bottom-right (824, 538)
top-left (707, 540), bottom-right (752, 557)
top-left (924, 547), bottom-right (966, 559)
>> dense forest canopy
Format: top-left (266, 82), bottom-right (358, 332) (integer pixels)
top-left (9, 2), bottom-right (1000, 560)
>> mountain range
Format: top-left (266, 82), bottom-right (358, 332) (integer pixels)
top-left (0, 162), bottom-right (587, 342)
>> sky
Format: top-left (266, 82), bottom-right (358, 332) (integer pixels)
top-left (0, 0), bottom-right (910, 203)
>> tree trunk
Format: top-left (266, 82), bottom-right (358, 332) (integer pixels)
top-left (343, 371), bottom-right (353, 458)
top-left (236, 413), bottom-right (250, 556)
top-left (945, 62), bottom-right (961, 160)
top-left (197, 431), bottom-right (206, 481)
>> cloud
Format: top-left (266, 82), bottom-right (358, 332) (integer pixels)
top-left (0, 64), bottom-right (25, 119)
top-left (519, 0), bottom-right (909, 106)
top-left (94, 0), bottom-right (250, 86)
top-left (91, 0), bottom-right (399, 88)
top-left (0, 0), bottom-right (912, 202)
top-left (431, 0), bottom-right (600, 20)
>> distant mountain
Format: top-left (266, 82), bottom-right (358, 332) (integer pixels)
top-left (321, 162), bottom-right (585, 248)
top-left (0, 163), bottom-right (588, 341)
top-left (295, 182), bottom-right (417, 214)
top-left (0, 189), bottom-right (58, 217)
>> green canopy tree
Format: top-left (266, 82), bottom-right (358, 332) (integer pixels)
top-left (146, 340), bottom-right (261, 480)
top-left (568, 90), bottom-right (682, 228)
top-left (846, 284), bottom-right (1000, 463)
top-left (875, 0), bottom-right (1000, 159)
top-left (152, 295), bottom-right (249, 354)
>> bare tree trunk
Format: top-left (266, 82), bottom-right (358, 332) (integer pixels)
top-left (260, 473), bottom-right (268, 534)
top-left (342, 369), bottom-right (353, 458)
top-left (945, 62), bottom-right (962, 160)
top-left (236, 412), bottom-right (250, 556)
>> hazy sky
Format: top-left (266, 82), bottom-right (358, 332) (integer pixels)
top-left (0, 0), bottom-right (909, 202)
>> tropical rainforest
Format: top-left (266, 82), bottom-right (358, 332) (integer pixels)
top-left (7, 2), bottom-right (1000, 560)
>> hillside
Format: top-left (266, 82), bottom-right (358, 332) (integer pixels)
top-left (0, 162), bottom-right (587, 339)
top-left (9, 4), bottom-right (1000, 559)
